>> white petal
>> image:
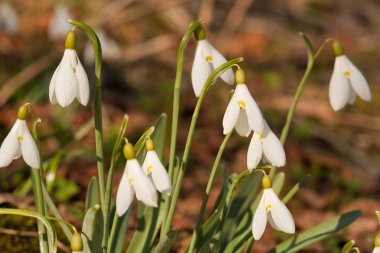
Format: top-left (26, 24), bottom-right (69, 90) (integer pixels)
top-left (266, 189), bottom-right (295, 234)
top-left (19, 121), bottom-right (40, 169)
top-left (191, 41), bottom-right (213, 97)
top-left (207, 41), bottom-right (234, 85)
top-left (237, 84), bottom-right (264, 134)
top-left (0, 120), bottom-right (21, 167)
top-left (347, 85), bottom-right (357, 105)
top-left (116, 166), bottom-right (135, 216)
top-left (252, 193), bottom-right (267, 240)
top-left (262, 122), bottom-right (286, 167)
top-left (75, 56), bottom-right (90, 106)
top-left (372, 247), bottom-right (380, 253)
top-left (55, 50), bottom-right (79, 107)
top-left (128, 159), bottom-right (158, 207)
top-left (49, 64), bottom-right (60, 105)
top-left (344, 56), bottom-right (371, 101)
top-left (222, 93), bottom-right (240, 135)
top-left (247, 133), bottom-right (263, 171)
top-left (143, 151), bottom-right (172, 195)
top-left (329, 57), bottom-right (350, 111)
top-left (235, 109), bottom-right (251, 137)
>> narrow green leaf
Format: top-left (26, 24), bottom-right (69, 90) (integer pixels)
top-left (108, 208), bottom-right (130, 253)
top-left (299, 32), bottom-right (315, 66)
top-left (268, 210), bottom-right (362, 253)
top-left (282, 175), bottom-right (308, 204)
top-left (82, 204), bottom-right (103, 253)
top-left (153, 230), bottom-right (177, 253)
top-left (134, 126), bottom-right (155, 156)
top-left (272, 172), bottom-right (285, 194)
top-left (341, 240), bottom-right (356, 253)
top-left (85, 176), bottom-right (100, 212)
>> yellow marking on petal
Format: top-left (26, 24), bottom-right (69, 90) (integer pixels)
top-left (265, 204), bottom-right (271, 213)
top-left (238, 100), bottom-right (246, 109)
top-left (147, 166), bottom-right (153, 174)
top-left (72, 67), bottom-right (77, 73)
top-left (259, 135), bottom-right (263, 141)
top-left (344, 71), bottom-right (350, 77)
top-left (129, 177), bottom-right (134, 184)
top-left (205, 55), bottom-right (213, 62)
top-left (18, 136), bottom-right (23, 141)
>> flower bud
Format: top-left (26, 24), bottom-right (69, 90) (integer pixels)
top-left (194, 26), bottom-right (206, 41)
top-left (65, 30), bottom-right (77, 50)
top-left (332, 40), bottom-right (344, 57)
top-left (146, 139), bottom-right (155, 151)
top-left (235, 68), bottom-right (245, 84)
top-left (123, 142), bottom-right (136, 160)
top-left (262, 174), bottom-right (271, 189)
top-left (70, 232), bottom-right (83, 252)
top-left (17, 105), bottom-right (27, 120)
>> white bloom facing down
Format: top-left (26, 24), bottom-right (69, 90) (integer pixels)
top-left (142, 150), bottom-right (172, 195)
top-left (373, 247), bottom-right (380, 253)
top-left (191, 39), bottom-right (234, 97)
top-left (222, 83), bottom-right (264, 136)
top-left (0, 119), bottom-right (40, 168)
top-left (252, 176), bottom-right (295, 240)
top-left (116, 159), bottom-right (158, 216)
top-left (247, 120), bottom-right (285, 170)
top-left (48, 5), bottom-right (72, 41)
top-left (329, 55), bottom-right (371, 111)
top-left (49, 49), bottom-right (90, 107)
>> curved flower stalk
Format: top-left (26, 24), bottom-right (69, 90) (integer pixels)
top-left (116, 142), bottom-right (158, 216)
top-left (0, 105), bottom-right (39, 168)
top-left (252, 175), bottom-right (295, 240)
top-left (48, 5), bottom-right (73, 41)
top-left (247, 120), bottom-right (286, 170)
top-left (0, 2), bottom-right (19, 34)
top-left (49, 29), bottom-right (90, 107)
top-left (329, 40), bottom-right (371, 111)
top-left (191, 26), bottom-right (234, 97)
top-left (142, 139), bottom-right (172, 195)
top-left (223, 68), bottom-right (264, 136)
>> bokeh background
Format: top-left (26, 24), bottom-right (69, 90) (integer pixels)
top-left (0, 0), bottom-right (380, 252)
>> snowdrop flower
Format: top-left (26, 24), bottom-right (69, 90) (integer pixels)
top-left (48, 5), bottom-right (72, 41)
top-left (222, 68), bottom-right (264, 137)
top-left (142, 139), bottom-right (172, 195)
top-left (116, 142), bottom-right (158, 216)
top-left (49, 30), bottom-right (90, 107)
top-left (0, 2), bottom-right (19, 34)
top-left (329, 40), bottom-right (371, 111)
top-left (191, 26), bottom-right (234, 97)
top-left (252, 175), bottom-right (295, 240)
top-left (0, 105), bottom-right (40, 169)
top-left (84, 29), bottom-right (121, 64)
top-left (373, 233), bottom-right (380, 253)
top-left (247, 120), bottom-right (285, 170)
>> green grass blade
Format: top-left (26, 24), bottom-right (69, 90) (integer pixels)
top-left (153, 230), bottom-right (177, 253)
top-left (85, 176), bottom-right (100, 212)
top-left (82, 204), bottom-right (103, 253)
top-left (108, 208), bottom-right (130, 253)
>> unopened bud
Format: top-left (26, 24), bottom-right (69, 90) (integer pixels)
top-left (70, 232), bottom-right (83, 252)
top-left (65, 30), bottom-right (77, 50)
top-left (123, 142), bottom-right (136, 160)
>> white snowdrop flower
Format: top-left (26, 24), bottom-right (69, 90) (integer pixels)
top-left (329, 40), bottom-right (371, 111)
top-left (49, 30), bottom-right (90, 107)
top-left (252, 175), bottom-right (295, 240)
top-left (0, 106), bottom-right (40, 169)
top-left (0, 2), bottom-right (19, 34)
top-left (191, 26), bottom-right (234, 97)
top-left (374, 247), bottom-right (380, 253)
top-left (84, 29), bottom-right (122, 64)
top-left (222, 68), bottom-right (264, 136)
top-left (48, 5), bottom-right (72, 41)
top-left (142, 139), bottom-right (172, 195)
top-left (247, 120), bottom-right (285, 171)
top-left (116, 143), bottom-right (158, 216)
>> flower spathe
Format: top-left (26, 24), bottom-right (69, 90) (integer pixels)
top-left (0, 119), bottom-right (40, 169)
top-left (49, 31), bottom-right (90, 107)
top-left (247, 120), bottom-right (285, 170)
top-left (252, 175), bottom-right (295, 240)
top-left (329, 41), bottom-right (371, 111)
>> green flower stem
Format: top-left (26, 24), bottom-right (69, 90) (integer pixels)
top-left (68, 19), bottom-right (107, 252)
top-left (269, 35), bottom-right (332, 179)
top-left (162, 20), bottom-right (202, 239)
top-left (187, 131), bottom-right (233, 252)
top-left (162, 57), bottom-right (243, 237)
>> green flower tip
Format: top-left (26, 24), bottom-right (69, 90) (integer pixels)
top-left (146, 139), bottom-right (155, 151)
top-left (235, 68), bottom-right (245, 84)
top-left (194, 26), bottom-right (206, 41)
top-left (70, 232), bottom-right (83, 251)
top-left (123, 142), bottom-right (136, 160)
top-left (332, 40), bottom-right (344, 57)
top-left (17, 105), bottom-right (28, 120)
top-left (262, 174), bottom-right (271, 189)
top-left (375, 233), bottom-right (380, 247)
top-left (65, 30), bottom-right (77, 50)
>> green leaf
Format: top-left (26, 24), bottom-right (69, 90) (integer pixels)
top-left (272, 172), bottom-right (285, 194)
top-left (153, 230), bottom-right (177, 253)
top-left (268, 210), bottom-right (362, 253)
top-left (299, 32), bottom-right (315, 67)
top-left (82, 204), bottom-right (103, 253)
top-left (0, 208), bottom-right (58, 253)
top-left (108, 208), bottom-right (130, 253)
top-left (282, 175), bottom-right (307, 204)
top-left (53, 177), bottom-right (80, 202)
top-left (134, 126), bottom-right (155, 156)
top-left (85, 176), bottom-right (100, 212)
top-left (341, 240), bottom-right (356, 253)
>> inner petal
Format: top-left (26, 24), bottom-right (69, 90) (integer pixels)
top-left (238, 100), bottom-right (246, 109)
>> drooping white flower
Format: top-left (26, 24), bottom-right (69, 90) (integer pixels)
top-left (191, 27), bottom-right (234, 97)
top-left (0, 2), bottom-right (19, 34)
top-left (49, 30), bottom-right (90, 107)
top-left (329, 41), bottom-right (371, 111)
top-left (0, 107), bottom-right (40, 169)
top-left (252, 175), bottom-right (295, 240)
top-left (247, 120), bottom-right (285, 170)
top-left (48, 5), bottom-right (72, 41)
top-left (373, 247), bottom-right (380, 253)
top-left (142, 139), bottom-right (172, 195)
top-left (84, 30), bottom-right (121, 64)
top-left (116, 143), bottom-right (158, 216)
top-left (223, 69), bottom-right (264, 136)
